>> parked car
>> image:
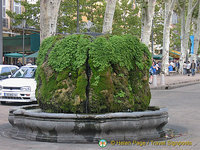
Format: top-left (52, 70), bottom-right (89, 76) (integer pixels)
top-left (0, 65), bottom-right (37, 104)
top-left (0, 65), bottom-right (19, 80)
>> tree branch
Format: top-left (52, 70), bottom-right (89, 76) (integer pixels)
top-left (188, 0), bottom-right (199, 16)
top-left (170, 0), bottom-right (177, 12)
top-left (176, 0), bottom-right (182, 11)
top-left (166, 0), bottom-right (177, 22)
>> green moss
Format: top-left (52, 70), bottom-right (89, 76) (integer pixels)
top-left (73, 66), bottom-right (87, 100)
top-left (36, 34), bottom-right (152, 114)
top-left (89, 65), bottom-right (114, 113)
top-left (56, 70), bottom-right (69, 82)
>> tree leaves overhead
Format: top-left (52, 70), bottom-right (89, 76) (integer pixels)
top-left (6, 0), bottom-right (141, 36)
top-left (57, 0), bottom-right (106, 33)
top-left (112, 0), bottom-right (141, 37)
top-left (6, 0), bottom-right (40, 29)
top-left (7, 0), bottom-right (200, 55)
top-left (152, 2), bottom-right (164, 47)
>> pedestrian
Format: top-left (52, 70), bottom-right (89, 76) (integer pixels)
top-left (149, 62), bottom-right (157, 84)
top-left (190, 60), bottom-right (196, 76)
top-left (152, 61), bottom-right (157, 75)
top-left (197, 61), bottom-right (200, 73)
top-left (156, 61), bottom-right (161, 75)
top-left (170, 61), bottom-right (175, 71)
top-left (175, 60), bottom-right (180, 72)
top-left (16, 60), bottom-right (23, 68)
top-left (183, 61), bottom-right (187, 75)
top-left (186, 61), bottom-right (191, 76)
top-left (168, 64), bottom-right (173, 72)
top-left (26, 60), bottom-right (33, 66)
top-left (149, 67), bottom-right (153, 84)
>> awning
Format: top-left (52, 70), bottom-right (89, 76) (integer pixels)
top-left (169, 50), bottom-right (181, 58)
top-left (153, 54), bottom-right (173, 60)
top-left (4, 53), bottom-right (26, 58)
top-left (3, 34), bottom-right (40, 53)
top-left (25, 51), bottom-right (38, 58)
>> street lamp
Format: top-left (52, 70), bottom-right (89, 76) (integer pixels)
top-left (22, 20), bottom-right (26, 65)
top-left (0, 0), bottom-right (3, 64)
top-left (151, 19), bottom-right (154, 55)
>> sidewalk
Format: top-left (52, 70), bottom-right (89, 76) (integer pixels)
top-left (150, 73), bottom-right (200, 90)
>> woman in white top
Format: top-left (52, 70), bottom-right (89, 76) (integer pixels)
top-left (183, 61), bottom-right (187, 75)
top-left (186, 61), bottom-right (191, 76)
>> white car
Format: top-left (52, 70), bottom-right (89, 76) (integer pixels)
top-left (0, 65), bottom-right (37, 104)
top-left (0, 65), bottom-right (19, 80)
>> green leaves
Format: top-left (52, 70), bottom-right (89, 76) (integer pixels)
top-left (39, 34), bottom-right (151, 73)
top-left (89, 34), bottom-right (151, 72)
top-left (37, 36), bottom-right (58, 67)
top-left (48, 34), bottom-right (90, 72)
top-left (7, 0), bottom-right (142, 35)
top-left (112, 0), bottom-right (141, 36)
top-left (89, 36), bottom-right (112, 71)
top-left (6, 0), bottom-right (40, 29)
top-left (115, 90), bottom-right (126, 98)
top-left (57, 0), bottom-right (106, 33)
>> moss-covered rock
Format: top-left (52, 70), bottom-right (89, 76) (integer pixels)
top-left (36, 34), bottom-right (152, 113)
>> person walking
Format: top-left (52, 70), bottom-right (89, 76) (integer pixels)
top-left (183, 61), bottom-right (187, 75)
top-left (186, 61), bottom-right (191, 76)
top-left (175, 60), bottom-right (180, 72)
top-left (149, 62), bottom-right (157, 84)
top-left (191, 60), bottom-right (196, 76)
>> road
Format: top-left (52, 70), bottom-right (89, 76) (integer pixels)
top-left (0, 84), bottom-right (200, 150)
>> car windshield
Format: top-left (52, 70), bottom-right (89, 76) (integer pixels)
top-left (11, 67), bottom-right (36, 78)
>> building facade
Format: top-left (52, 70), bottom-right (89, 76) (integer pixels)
top-left (2, 0), bottom-right (25, 37)
top-left (2, 0), bottom-right (39, 65)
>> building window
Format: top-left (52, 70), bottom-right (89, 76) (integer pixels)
top-left (172, 11), bottom-right (178, 25)
top-left (2, 0), bottom-right (8, 28)
top-left (27, 0), bottom-right (37, 4)
top-left (2, 0), bottom-right (6, 18)
top-left (14, 0), bottom-right (21, 14)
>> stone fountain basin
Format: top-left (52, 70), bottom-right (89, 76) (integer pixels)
top-left (8, 104), bottom-right (168, 143)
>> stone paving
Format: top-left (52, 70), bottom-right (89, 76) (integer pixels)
top-left (150, 73), bottom-right (200, 89)
top-left (0, 77), bottom-right (199, 150)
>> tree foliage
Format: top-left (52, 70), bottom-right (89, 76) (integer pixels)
top-left (6, 0), bottom-right (40, 29)
top-left (7, 0), bottom-right (200, 57)
top-left (112, 0), bottom-right (141, 37)
top-left (7, 0), bottom-right (141, 36)
top-left (57, 0), bottom-right (106, 33)
top-left (170, 22), bottom-right (181, 50)
top-left (153, 2), bottom-right (164, 47)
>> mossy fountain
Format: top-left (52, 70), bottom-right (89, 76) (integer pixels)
top-left (8, 34), bottom-right (168, 143)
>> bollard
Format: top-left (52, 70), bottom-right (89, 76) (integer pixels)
top-left (152, 75), bottom-right (157, 87)
top-left (160, 74), bottom-right (165, 86)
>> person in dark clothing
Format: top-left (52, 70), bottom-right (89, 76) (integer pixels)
top-left (16, 60), bottom-right (23, 68)
top-left (191, 60), bottom-right (196, 76)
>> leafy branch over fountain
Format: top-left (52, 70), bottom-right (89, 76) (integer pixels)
top-left (36, 34), bottom-right (152, 114)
